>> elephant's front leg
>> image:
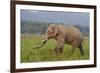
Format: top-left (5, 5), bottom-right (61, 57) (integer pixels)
top-left (54, 38), bottom-right (65, 54)
top-left (59, 46), bottom-right (64, 54)
top-left (54, 47), bottom-right (63, 54)
top-left (54, 47), bottom-right (63, 55)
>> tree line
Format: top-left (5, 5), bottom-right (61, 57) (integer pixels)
top-left (21, 20), bottom-right (89, 36)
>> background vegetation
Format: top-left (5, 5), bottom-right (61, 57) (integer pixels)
top-left (21, 21), bottom-right (89, 36)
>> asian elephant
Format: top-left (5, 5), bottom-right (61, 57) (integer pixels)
top-left (33, 24), bottom-right (84, 55)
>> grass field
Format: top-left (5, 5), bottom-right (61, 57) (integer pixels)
top-left (21, 34), bottom-right (89, 63)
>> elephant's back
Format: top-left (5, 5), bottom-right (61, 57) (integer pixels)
top-left (65, 25), bottom-right (83, 44)
top-left (57, 25), bottom-right (82, 37)
top-left (66, 26), bottom-right (81, 35)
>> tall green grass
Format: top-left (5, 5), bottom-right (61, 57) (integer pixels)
top-left (21, 34), bottom-right (89, 63)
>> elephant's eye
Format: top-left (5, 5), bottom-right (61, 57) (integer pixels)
top-left (47, 29), bottom-right (53, 33)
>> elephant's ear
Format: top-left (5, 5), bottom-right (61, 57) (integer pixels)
top-left (54, 25), bottom-right (59, 36)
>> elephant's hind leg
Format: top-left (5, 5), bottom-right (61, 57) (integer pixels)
top-left (78, 44), bottom-right (84, 55)
top-left (54, 38), bottom-right (64, 54)
top-left (54, 47), bottom-right (58, 54)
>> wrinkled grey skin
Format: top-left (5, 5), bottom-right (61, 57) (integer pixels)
top-left (33, 24), bottom-right (84, 55)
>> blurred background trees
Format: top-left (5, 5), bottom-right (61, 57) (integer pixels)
top-left (21, 20), bottom-right (89, 37)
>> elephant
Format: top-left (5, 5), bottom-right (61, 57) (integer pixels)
top-left (33, 24), bottom-right (84, 55)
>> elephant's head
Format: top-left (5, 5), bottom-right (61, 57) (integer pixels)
top-left (33, 24), bottom-right (59, 49)
top-left (43, 24), bottom-right (58, 41)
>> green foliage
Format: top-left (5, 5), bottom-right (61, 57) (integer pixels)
top-left (21, 21), bottom-right (50, 34)
top-left (21, 21), bottom-right (89, 36)
top-left (21, 34), bottom-right (89, 63)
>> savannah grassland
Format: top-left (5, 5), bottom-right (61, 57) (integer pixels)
top-left (21, 34), bottom-right (89, 63)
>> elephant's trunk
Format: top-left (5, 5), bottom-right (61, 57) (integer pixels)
top-left (32, 37), bottom-right (48, 49)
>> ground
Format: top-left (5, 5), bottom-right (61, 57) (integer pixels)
top-left (21, 34), bottom-right (89, 63)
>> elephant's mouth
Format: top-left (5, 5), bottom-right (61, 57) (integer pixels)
top-left (42, 39), bottom-right (48, 43)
